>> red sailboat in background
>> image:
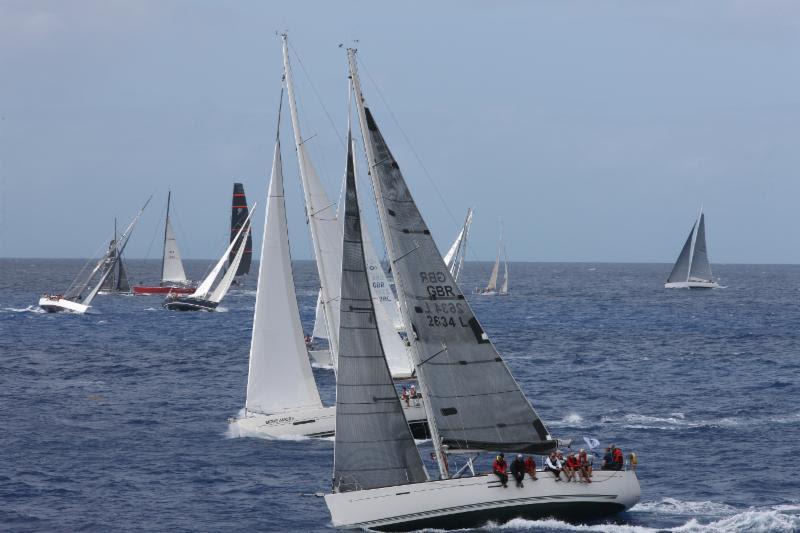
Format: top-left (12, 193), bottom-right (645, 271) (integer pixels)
top-left (132, 191), bottom-right (195, 295)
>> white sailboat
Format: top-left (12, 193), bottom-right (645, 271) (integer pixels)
top-left (163, 206), bottom-right (255, 311)
top-left (230, 94), bottom-right (426, 439)
top-left (39, 198), bottom-right (150, 313)
top-left (665, 207), bottom-right (721, 289)
top-left (443, 207), bottom-right (473, 282)
top-left (282, 34), bottom-right (414, 378)
top-left (477, 227), bottom-right (509, 295)
top-left (323, 48), bottom-right (640, 531)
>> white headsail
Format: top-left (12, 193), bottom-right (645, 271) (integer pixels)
top-left (161, 192), bottom-right (188, 284)
top-left (246, 107), bottom-right (322, 415)
top-left (443, 208), bottom-right (473, 282)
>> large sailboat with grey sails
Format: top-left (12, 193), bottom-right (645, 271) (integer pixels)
top-left (665, 207), bottom-right (721, 289)
top-left (321, 48), bottom-right (640, 531)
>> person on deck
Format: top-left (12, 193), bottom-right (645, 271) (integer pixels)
top-left (602, 446), bottom-right (613, 470)
top-left (493, 453), bottom-right (509, 488)
top-left (564, 452), bottom-right (580, 482)
top-left (544, 451), bottom-right (563, 481)
top-left (401, 386), bottom-right (409, 407)
top-left (612, 445), bottom-right (624, 471)
top-left (524, 455), bottom-right (538, 481)
top-left (510, 454), bottom-right (526, 488)
top-left (578, 449), bottom-right (593, 482)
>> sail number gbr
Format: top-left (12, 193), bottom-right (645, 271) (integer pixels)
top-left (419, 271), bottom-right (467, 328)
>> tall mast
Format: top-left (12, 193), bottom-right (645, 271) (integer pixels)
top-left (347, 48), bottom-right (446, 479)
top-left (161, 191), bottom-right (171, 283)
top-left (114, 217), bottom-right (118, 287)
top-left (281, 33), bottom-right (341, 369)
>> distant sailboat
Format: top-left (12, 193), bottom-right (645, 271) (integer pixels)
top-left (325, 48), bottom-right (641, 530)
top-left (443, 207), bottom-right (472, 282)
top-left (39, 199), bottom-right (150, 313)
top-left (230, 183), bottom-right (253, 278)
top-left (477, 227), bottom-right (509, 295)
top-left (132, 192), bottom-right (195, 295)
top-left (163, 205), bottom-right (255, 311)
top-left (665, 207), bottom-right (721, 289)
top-left (230, 91), bottom-right (426, 438)
top-left (99, 218), bottom-right (131, 294)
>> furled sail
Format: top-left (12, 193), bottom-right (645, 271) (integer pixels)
top-left (230, 183), bottom-right (253, 276)
top-left (283, 34), bottom-right (342, 368)
top-left (666, 223), bottom-right (694, 284)
top-left (246, 119), bottom-right (322, 415)
top-left (333, 131), bottom-right (427, 492)
top-left (350, 54), bottom-right (556, 455)
top-left (162, 192), bottom-right (188, 284)
top-left (688, 213), bottom-right (713, 282)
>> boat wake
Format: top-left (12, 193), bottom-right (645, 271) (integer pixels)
top-left (2, 305), bottom-right (46, 314)
top-left (601, 411), bottom-right (800, 431)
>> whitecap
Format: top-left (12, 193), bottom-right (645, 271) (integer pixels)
top-left (2, 306), bottom-right (45, 314)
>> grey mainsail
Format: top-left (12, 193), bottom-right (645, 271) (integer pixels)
top-left (100, 239), bottom-right (118, 292)
top-left (333, 130), bottom-right (427, 492)
top-left (116, 256), bottom-right (130, 292)
top-left (350, 65), bottom-right (556, 454)
top-left (666, 223), bottom-right (694, 284)
top-left (689, 213), bottom-right (713, 281)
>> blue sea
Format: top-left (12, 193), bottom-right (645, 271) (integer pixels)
top-left (2, 258), bottom-right (799, 532)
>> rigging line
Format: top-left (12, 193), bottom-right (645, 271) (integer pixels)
top-left (357, 56), bottom-right (460, 232)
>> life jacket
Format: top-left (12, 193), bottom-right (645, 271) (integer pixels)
top-left (493, 458), bottom-right (507, 474)
top-left (613, 448), bottom-right (624, 463)
top-left (566, 456), bottom-right (579, 468)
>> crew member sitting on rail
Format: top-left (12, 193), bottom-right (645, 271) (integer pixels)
top-left (510, 454), bottom-right (526, 488)
top-left (493, 453), bottom-right (509, 488)
top-left (524, 455), bottom-right (538, 481)
top-left (544, 451), bottom-right (563, 481)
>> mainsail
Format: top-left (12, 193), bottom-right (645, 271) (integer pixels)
top-left (230, 183), bottom-right (253, 276)
top-left (333, 130), bottom-right (427, 492)
top-left (162, 191), bottom-right (188, 284)
top-left (666, 224), bottom-right (694, 283)
top-left (100, 219), bottom-right (132, 292)
top-left (485, 243), bottom-right (501, 292)
top-left (501, 246), bottom-right (509, 295)
top-left (688, 213), bottom-right (713, 282)
top-left (443, 208), bottom-right (472, 282)
top-left (283, 34), bottom-right (342, 369)
top-left (349, 50), bottom-right (557, 459)
top-left (246, 114), bottom-right (322, 415)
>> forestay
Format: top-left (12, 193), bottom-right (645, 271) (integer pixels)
top-left (246, 120), bottom-right (322, 415)
top-left (351, 69), bottom-right (557, 454)
top-left (333, 133), bottom-right (427, 492)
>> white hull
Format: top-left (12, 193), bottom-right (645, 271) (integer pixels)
top-left (231, 401), bottom-right (429, 440)
top-left (325, 469), bottom-right (640, 531)
top-left (38, 297), bottom-right (89, 314)
top-left (664, 280), bottom-right (720, 289)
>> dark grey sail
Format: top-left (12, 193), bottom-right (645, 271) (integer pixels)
top-left (333, 132), bottom-right (427, 493)
top-left (116, 256), bottom-right (130, 292)
top-left (230, 183), bottom-right (253, 276)
top-left (100, 239), bottom-right (118, 292)
top-left (689, 213), bottom-right (713, 281)
top-left (358, 104), bottom-right (557, 455)
top-left (666, 223), bottom-right (694, 283)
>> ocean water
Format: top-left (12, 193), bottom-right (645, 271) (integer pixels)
top-left (1, 258), bottom-right (799, 532)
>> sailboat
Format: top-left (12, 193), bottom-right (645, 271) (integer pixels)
top-left (98, 218), bottom-right (131, 294)
top-left (230, 92), bottom-right (426, 439)
top-left (477, 228), bottom-right (509, 295)
top-left (665, 207), bottom-right (721, 289)
top-left (39, 199), bottom-right (150, 313)
top-left (323, 48), bottom-right (640, 530)
top-left (443, 207), bottom-right (473, 282)
top-left (132, 192), bottom-right (195, 295)
top-left (163, 205), bottom-right (255, 312)
top-left (282, 34), bottom-right (414, 379)
top-left (230, 182), bottom-right (253, 278)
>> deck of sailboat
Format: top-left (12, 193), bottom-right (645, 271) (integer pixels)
top-left (325, 469), bottom-right (640, 531)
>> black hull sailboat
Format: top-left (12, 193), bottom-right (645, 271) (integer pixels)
top-left (163, 296), bottom-right (218, 312)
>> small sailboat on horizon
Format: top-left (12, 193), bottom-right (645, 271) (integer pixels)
top-left (477, 225), bottom-right (509, 296)
top-left (665, 207), bottom-right (721, 289)
top-left (132, 192), bottom-right (195, 295)
top-left (39, 199), bottom-right (150, 313)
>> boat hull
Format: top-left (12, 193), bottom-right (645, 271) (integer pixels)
top-left (230, 401), bottom-right (429, 440)
top-left (163, 297), bottom-right (218, 312)
top-left (664, 281), bottom-right (720, 289)
top-left (38, 297), bottom-right (89, 314)
top-left (325, 469), bottom-right (640, 531)
top-left (132, 285), bottom-right (195, 295)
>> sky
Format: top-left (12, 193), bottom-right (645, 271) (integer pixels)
top-left (1, 0), bottom-right (799, 264)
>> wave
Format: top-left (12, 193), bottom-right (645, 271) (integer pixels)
top-left (2, 306), bottom-right (45, 314)
top-left (634, 497), bottom-right (738, 516)
top-left (601, 411), bottom-right (800, 431)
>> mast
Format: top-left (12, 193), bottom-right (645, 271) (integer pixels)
top-left (347, 48), bottom-right (448, 478)
top-left (161, 191), bottom-right (171, 283)
top-left (282, 33), bottom-right (342, 370)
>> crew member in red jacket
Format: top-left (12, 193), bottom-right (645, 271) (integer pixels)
top-left (493, 453), bottom-right (509, 488)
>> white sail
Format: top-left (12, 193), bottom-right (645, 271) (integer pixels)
top-left (209, 224), bottom-right (250, 303)
top-left (247, 121), bottom-right (322, 415)
top-left (500, 246), bottom-right (509, 294)
top-left (443, 208), bottom-right (472, 281)
top-left (162, 193), bottom-right (188, 283)
top-left (485, 247), bottom-right (501, 292)
top-left (283, 35), bottom-right (342, 369)
top-left (311, 290), bottom-right (329, 340)
top-left (191, 208), bottom-right (255, 300)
